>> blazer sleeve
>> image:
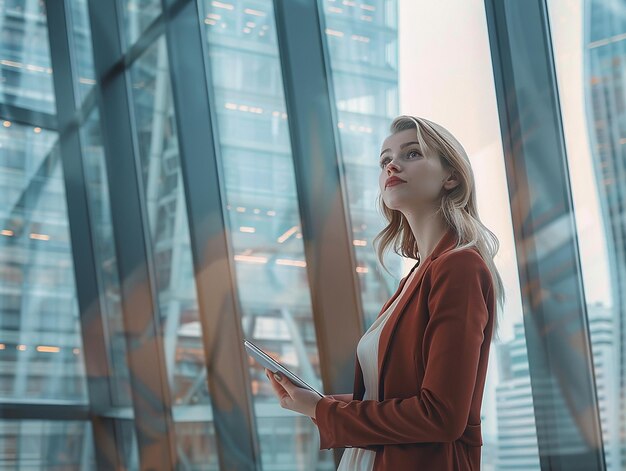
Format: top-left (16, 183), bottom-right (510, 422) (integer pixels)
top-left (313, 250), bottom-right (491, 450)
top-left (310, 394), bottom-right (352, 425)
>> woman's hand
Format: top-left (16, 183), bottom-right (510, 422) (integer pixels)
top-left (264, 367), bottom-right (323, 418)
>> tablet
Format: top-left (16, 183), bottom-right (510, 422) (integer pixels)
top-left (244, 339), bottom-right (324, 398)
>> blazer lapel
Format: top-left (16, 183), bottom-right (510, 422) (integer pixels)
top-left (352, 261), bottom-right (421, 400)
top-left (376, 226), bottom-right (459, 400)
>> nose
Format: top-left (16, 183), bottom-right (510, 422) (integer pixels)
top-left (385, 158), bottom-right (400, 174)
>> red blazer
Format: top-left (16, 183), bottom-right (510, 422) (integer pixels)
top-left (312, 226), bottom-right (495, 470)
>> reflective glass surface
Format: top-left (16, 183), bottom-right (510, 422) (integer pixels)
top-left (128, 35), bottom-right (219, 464)
top-left (0, 0), bottom-right (55, 113)
top-left (121, 0), bottom-right (161, 50)
top-left (319, 0), bottom-right (402, 330)
top-left (345, 0), bottom-right (540, 468)
top-left (0, 122), bottom-right (87, 403)
top-left (200, 0), bottom-right (331, 468)
top-left (175, 421), bottom-right (219, 470)
top-left (1, 0), bottom-right (614, 469)
top-left (549, 0), bottom-right (625, 469)
top-left (0, 421), bottom-right (95, 469)
top-left (67, 0), bottom-right (96, 105)
top-left (78, 109), bottom-right (133, 408)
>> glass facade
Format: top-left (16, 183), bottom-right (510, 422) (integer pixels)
top-left (200, 0), bottom-right (329, 468)
top-left (549, 0), bottom-right (626, 469)
top-left (121, 0), bottom-right (162, 50)
top-left (0, 0), bottom-right (55, 114)
top-left (0, 421), bottom-right (95, 469)
top-left (392, 3), bottom-right (542, 469)
top-left (78, 108), bottom-right (133, 408)
top-left (0, 122), bottom-right (87, 403)
top-left (0, 0), bottom-right (619, 470)
top-left (320, 0), bottom-right (401, 330)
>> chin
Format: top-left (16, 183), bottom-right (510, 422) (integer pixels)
top-left (383, 198), bottom-right (407, 212)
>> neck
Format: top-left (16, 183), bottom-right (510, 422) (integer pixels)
top-left (403, 209), bottom-right (449, 262)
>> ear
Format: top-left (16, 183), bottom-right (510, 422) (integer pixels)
top-left (443, 171), bottom-right (460, 190)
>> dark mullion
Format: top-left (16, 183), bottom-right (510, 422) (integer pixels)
top-left (0, 403), bottom-right (89, 420)
top-left (0, 102), bottom-right (57, 130)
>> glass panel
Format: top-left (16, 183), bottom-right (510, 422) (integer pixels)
top-left (0, 0), bottom-right (55, 113)
top-left (321, 0), bottom-right (542, 468)
top-left (67, 0), bottom-right (96, 105)
top-left (548, 1), bottom-right (624, 469)
top-left (398, 2), bottom-right (538, 468)
top-left (319, 0), bottom-right (401, 330)
top-left (174, 421), bottom-right (219, 470)
top-left (78, 109), bottom-right (133, 407)
top-left (0, 121), bottom-right (87, 403)
top-left (128, 36), bottom-right (218, 464)
top-left (121, 0), bottom-right (161, 50)
top-left (118, 419), bottom-right (140, 470)
top-left (199, 0), bottom-right (332, 468)
top-left (0, 420), bottom-right (95, 469)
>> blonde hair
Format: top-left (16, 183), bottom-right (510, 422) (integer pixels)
top-left (373, 115), bottom-right (505, 342)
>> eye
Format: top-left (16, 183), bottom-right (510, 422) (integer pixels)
top-left (407, 150), bottom-right (421, 159)
top-left (379, 157), bottom-right (390, 168)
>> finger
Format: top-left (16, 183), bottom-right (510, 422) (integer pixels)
top-left (272, 372), bottom-right (296, 395)
top-left (265, 370), bottom-right (289, 399)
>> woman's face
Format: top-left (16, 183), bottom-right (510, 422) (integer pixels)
top-left (378, 129), bottom-right (451, 212)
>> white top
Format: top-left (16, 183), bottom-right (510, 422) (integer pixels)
top-left (336, 267), bottom-right (419, 470)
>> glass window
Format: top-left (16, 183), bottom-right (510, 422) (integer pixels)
top-left (548, 0), bottom-right (624, 469)
top-left (117, 420), bottom-right (140, 469)
top-left (120, 0), bottom-right (161, 50)
top-left (67, 0), bottom-right (97, 105)
top-left (128, 35), bottom-right (219, 465)
top-left (175, 421), bottom-right (220, 470)
top-left (199, 0), bottom-right (331, 468)
top-left (399, 1), bottom-right (539, 468)
top-left (78, 109), bottom-right (134, 408)
top-left (0, 420), bottom-right (95, 469)
top-left (0, 121), bottom-right (87, 403)
top-left (0, 0), bottom-right (55, 113)
top-left (321, 0), bottom-right (542, 467)
top-left (319, 0), bottom-right (402, 330)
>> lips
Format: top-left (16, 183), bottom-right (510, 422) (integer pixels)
top-left (385, 176), bottom-right (406, 188)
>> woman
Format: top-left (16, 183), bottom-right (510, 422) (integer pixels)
top-left (265, 115), bottom-right (505, 470)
